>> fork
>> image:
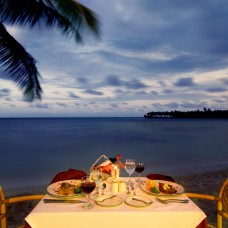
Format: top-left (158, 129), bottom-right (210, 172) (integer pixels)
top-left (130, 183), bottom-right (136, 195)
top-left (156, 197), bottom-right (189, 204)
top-left (126, 185), bottom-right (131, 194)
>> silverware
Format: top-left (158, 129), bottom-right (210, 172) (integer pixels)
top-left (126, 185), bottom-right (130, 194)
top-left (156, 197), bottom-right (189, 204)
top-left (96, 195), bottom-right (116, 203)
top-left (126, 185), bottom-right (131, 194)
top-left (130, 183), bottom-right (136, 195)
top-left (101, 183), bottom-right (106, 195)
top-left (132, 197), bottom-right (150, 205)
top-left (43, 199), bottom-right (86, 204)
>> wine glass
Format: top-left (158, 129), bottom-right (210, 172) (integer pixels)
top-left (135, 162), bottom-right (145, 183)
top-left (81, 176), bottom-right (96, 209)
top-left (125, 159), bottom-right (136, 184)
top-left (89, 169), bottom-right (102, 199)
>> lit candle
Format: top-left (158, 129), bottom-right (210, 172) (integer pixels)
top-left (115, 165), bottom-right (120, 180)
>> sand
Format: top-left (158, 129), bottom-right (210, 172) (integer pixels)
top-left (3, 168), bottom-right (228, 228)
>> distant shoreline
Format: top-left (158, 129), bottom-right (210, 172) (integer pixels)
top-left (144, 109), bottom-right (228, 119)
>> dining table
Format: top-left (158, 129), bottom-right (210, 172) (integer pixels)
top-left (25, 177), bottom-right (207, 228)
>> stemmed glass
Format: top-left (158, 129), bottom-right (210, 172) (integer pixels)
top-left (125, 159), bottom-right (136, 184)
top-left (81, 176), bottom-right (96, 209)
top-left (89, 169), bottom-right (102, 199)
top-left (135, 162), bottom-right (145, 183)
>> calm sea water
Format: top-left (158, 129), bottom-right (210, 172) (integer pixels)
top-left (0, 117), bottom-right (228, 195)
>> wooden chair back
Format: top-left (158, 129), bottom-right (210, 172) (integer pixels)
top-left (186, 178), bottom-right (228, 228)
top-left (0, 185), bottom-right (44, 228)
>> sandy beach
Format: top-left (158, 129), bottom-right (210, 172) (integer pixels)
top-left (3, 168), bottom-right (228, 228)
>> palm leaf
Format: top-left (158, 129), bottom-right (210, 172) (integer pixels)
top-left (0, 0), bottom-right (100, 43)
top-left (0, 22), bottom-right (42, 101)
top-left (0, 0), bottom-right (100, 100)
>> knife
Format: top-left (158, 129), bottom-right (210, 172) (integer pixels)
top-left (43, 199), bottom-right (86, 204)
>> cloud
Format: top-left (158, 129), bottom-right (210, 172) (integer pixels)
top-left (135, 91), bottom-right (148, 95)
top-left (105, 75), bottom-right (148, 90)
top-left (221, 78), bottom-right (228, 85)
top-left (152, 100), bottom-right (209, 111)
top-left (56, 102), bottom-right (67, 107)
top-left (110, 103), bottom-right (119, 108)
top-left (106, 75), bottom-right (122, 86)
top-left (77, 77), bottom-right (88, 84)
top-left (84, 89), bottom-right (103, 96)
top-left (124, 79), bottom-right (147, 89)
top-left (0, 88), bottom-right (11, 97)
top-left (163, 89), bottom-right (173, 94)
top-left (68, 92), bottom-right (80, 99)
top-left (166, 102), bottom-right (180, 109)
top-left (31, 103), bottom-right (49, 109)
top-left (206, 87), bottom-right (227, 93)
top-left (151, 91), bottom-right (159, 96)
top-left (1, 0), bottom-right (228, 117)
top-left (174, 77), bottom-right (196, 87)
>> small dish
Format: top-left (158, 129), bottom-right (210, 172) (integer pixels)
top-left (124, 195), bottom-right (152, 208)
top-left (95, 194), bottom-right (123, 207)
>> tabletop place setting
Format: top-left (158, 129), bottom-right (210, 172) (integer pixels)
top-left (45, 155), bottom-right (187, 209)
top-left (25, 154), bottom-right (208, 228)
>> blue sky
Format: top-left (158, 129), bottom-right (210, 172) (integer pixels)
top-left (0, 0), bottom-right (228, 117)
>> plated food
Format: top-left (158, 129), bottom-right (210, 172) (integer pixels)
top-left (140, 180), bottom-right (184, 196)
top-left (47, 179), bottom-right (85, 198)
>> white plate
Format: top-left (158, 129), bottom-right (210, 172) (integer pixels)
top-left (140, 180), bottom-right (184, 197)
top-left (124, 195), bottom-right (152, 208)
top-left (47, 179), bottom-right (85, 199)
top-left (95, 195), bottom-right (123, 207)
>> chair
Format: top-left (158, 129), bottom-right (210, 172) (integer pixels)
top-left (185, 178), bottom-right (228, 228)
top-left (0, 185), bottom-right (44, 228)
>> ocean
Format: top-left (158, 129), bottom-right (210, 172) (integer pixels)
top-left (0, 117), bottom-right (228, 196)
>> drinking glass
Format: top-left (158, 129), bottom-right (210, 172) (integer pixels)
top-left (81, 176), bottom-right (96, 209)
top-left (125, 159), bottom-right (136, 184)
top-left (135, 162), bottom-right (145, 183)
top-left (89, 169), bottom-right (103, 199)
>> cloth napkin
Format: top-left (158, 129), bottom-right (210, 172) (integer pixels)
top-left (50, 168), bottom-right (87, 184)
top-left (146, 173), bottom-right (175, 182)
top-left (23, 168), bottom-right (87, 228)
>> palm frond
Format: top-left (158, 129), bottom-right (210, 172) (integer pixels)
top-left (0, 22), bottom-right (42, 101)
top-left (0, 0), bottom-right (100, 43)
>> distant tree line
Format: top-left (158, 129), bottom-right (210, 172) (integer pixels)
top-left (144, 108), bottom-right (228, 118)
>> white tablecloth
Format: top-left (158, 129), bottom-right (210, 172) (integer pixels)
top-left (26, 178), bottom-right (206, 228)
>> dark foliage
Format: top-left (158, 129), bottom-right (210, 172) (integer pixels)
top-left (144, 108), bottom-right (228, 119)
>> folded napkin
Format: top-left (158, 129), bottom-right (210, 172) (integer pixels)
top-left (50, 168), bottom-right (87, 184)
top-left (146, 174), bottom-right (175, 182)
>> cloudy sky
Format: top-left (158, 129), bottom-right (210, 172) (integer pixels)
top-left (1, 0), bottom-right (228, 117)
